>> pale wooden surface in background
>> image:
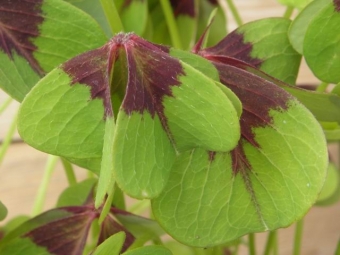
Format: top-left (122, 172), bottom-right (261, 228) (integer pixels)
top-left (0, 0), bottom-right (338, 254)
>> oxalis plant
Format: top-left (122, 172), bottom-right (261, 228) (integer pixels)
top-left (0, 0), bottom-right (340, 254)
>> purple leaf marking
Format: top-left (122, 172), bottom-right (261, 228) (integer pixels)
top-left (0, 0), bottom-right (45, 75)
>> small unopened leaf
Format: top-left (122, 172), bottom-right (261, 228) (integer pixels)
top-left (0, 201), bottom-right (7, 221)
top-left (98, 217), bottom-right (134, 253)
top-left (196, 1), bottom-right (227, 47)
top-left (304, 1), bottom-right (340, 82)
top-left (122, 245), bottom-right (172, 255)
top-left (92, 232), bottom-right (125, 255)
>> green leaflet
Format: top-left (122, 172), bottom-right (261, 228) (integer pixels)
top-left (0, 53), bottom-right (41, 102)
top-left (0, 0), bottom-right (107, 101)
top-left (163, 61), bottom-right (240, 152)
top-left (315, 163), bottom-right (340, 206)
top-left (122, 245), bottom-right (172, 255)
top-left (169, 48), bottom-right (242, 117)
top-left (18, 69), bottom-right (106, 174)
top-left (113, 111), bottom-right (176, 199)
top-left (113, 44), bottom-right (240, 199)
top-left (162, 65), bottom-right (239, 152)
top-left (288, 0), bottom-right (332, 54)
top-left (0, 238), bottom-right (51, 255)
top-left (152, 99), bottom-right (328, 247)
top-left (64, 0), bottom-right (112, 37)
top-left (303, 1), bottom-right (340, 83)
top-left (33, 0), bottom-right (107, 72)
top-left (18, 33), bottom-right (241, 199)
top-left (238, 18), bottom-right (301, 84)
top-left (0, 201), bottom-right (7, 221)
top-left (92, 232), bottom-right (125, 255)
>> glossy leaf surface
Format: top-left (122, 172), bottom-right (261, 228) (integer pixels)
top-left (303, 0), bottom-right (340, 82)
top-left (0, 0), bottom-right (107, 101)
top-left (197, 56), bottom-right (340, 125)
top-left (152, 43), bottom-right (328, 247)
top-left (18, 33), bottom-right (240, 198)
top-left (198, 18), bottom-right (301, 84)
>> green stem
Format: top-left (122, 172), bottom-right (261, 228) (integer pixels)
top-left (31, 155), bottom-right (59, 216)
top-left (248, 233), bottom-right (256, 255)
top-left (283, 6), bottom-right (294, 19)
top-left (160, 0), bottom-right (183, 49)
top-left (263, 231), bottom-right (276, 255)
top-left (100, 0), bottom-right (124, 34)
top-left (0, 112), bottom-right (18, 165)
top-left (0, 97), bottom-right (12, 115)
top-left (293, 219), bottom-right (304, 255)
top-left (316, 82), bottom-right (328, 92)
top-left (61, 158), bottom-right (77, 186)
top-left (273, 231), bottom-right (278, 255)
top-left (225, 0), bottom-right (243, 26)
top-left (334, 240), bottom-right (340, 255)
top-left (98, 185), bottom-right (115, 224)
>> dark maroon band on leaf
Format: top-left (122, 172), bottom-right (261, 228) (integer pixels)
top-left (209, 60), bottom-right (292, 149)
top-left (200, 31), bottom-right (263, 68)
top-left (0, 0), bottom-right (45, 76)
top-left (62, 33), bottom-right (184, 122)
top-left (122, 34), bottom-right (184, 117)
top-left (170, 0), bottom-right (196, 17)
top-left (334, 0), bottom-right (340, 11)
top-left (62, 45), bottom-right (115, 118)
top-left (24, 207), bottom-right (98, 255)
